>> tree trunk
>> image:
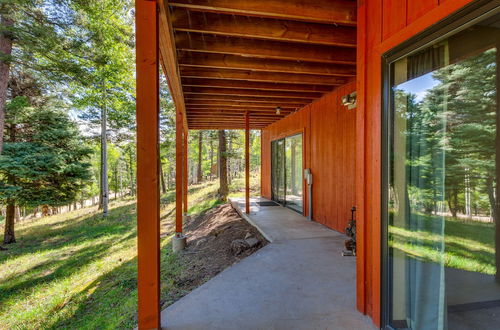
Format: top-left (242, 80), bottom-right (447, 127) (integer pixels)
top-left (3, 120), bottom-right (16, 243)
top-left (197, 131), bottom-right (203, 183)
top-left (160, 162), bottom-right (167, 194)
top-left (0, 11), bottom-right (14, 155)
top-left (127, 150), bottom-right (135, 196)
top-left (99, 102), bottom-right (109, 215)
top-left (227, 133), bottom-right (232, 185)
top-left (3, 201), bottom-right (15, 244)
top-left (210, 134), bottom-right (214, 180)
top-left (487, 177), bottom-right (497, 222)
top-left (448, 189), bottom-right (459, 218)
top-left (218, 130), bottom-right (229, 201)
top-left (14, 206), bottom-right (20, 222)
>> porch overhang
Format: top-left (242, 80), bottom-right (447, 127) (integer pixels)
top-left (158, 0), bottom-right (357, 130)
top-left (136, 1), bottom-right (358, 328)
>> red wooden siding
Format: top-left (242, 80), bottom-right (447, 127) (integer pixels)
top-left (357, 0), bottom-right (476, 326)
top-left (261, 81), bottom-right (356, 233)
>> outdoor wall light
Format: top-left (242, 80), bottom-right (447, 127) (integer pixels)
top-left (341, 91), bottom-right (357, 110)
top-left (276, 106), bottom-right (281, 115)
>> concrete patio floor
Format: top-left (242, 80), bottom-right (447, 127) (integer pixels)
top-left (160, 197), bottom-right (375, 330)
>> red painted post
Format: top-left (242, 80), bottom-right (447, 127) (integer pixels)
top-left (245, 111), bottom-right (250, 214)
top-left (136, 0), bottom-right (160, 328)
top-left (183, 128), bottom-right (188, 214)
top-left (176, 111), bottom-right (183, 235)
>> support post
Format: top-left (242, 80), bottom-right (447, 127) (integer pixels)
top-left (245, 111), bottom-right (250, 214)
top-left (175, 112), bottom-right (184, 235)
top-left (183, 128), bottom-right (188, 214)
top-left (136, 0), bottom-right (160, 328)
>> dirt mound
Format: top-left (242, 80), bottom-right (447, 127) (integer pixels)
top-left (166, 203), bottom-right (267, 306)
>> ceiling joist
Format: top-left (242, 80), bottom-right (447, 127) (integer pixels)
top-left (185, 94), bottom-right (314, 104)
top-left (168, 0), bottom-right (357, 26)
top-left (180, 67), bottom-right (348, 85)
top-left (160, 0), bottom-right (357, 129)
top-left (178, 53), bottom-right (356, 77)
top-left (171, 8), bottom-right (356, 47)
top-left (182, 79), bottom-right (331, 93)
top-left (183, 88), bottom-right (323, 100)
top-left (175, 32), bottom-right (356, 65)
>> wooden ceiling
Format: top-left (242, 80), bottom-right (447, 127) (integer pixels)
top-left (161, 0), bottom-right (357, 130)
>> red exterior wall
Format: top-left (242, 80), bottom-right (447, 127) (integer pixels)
top-left (261, 82), bottom-right (356, 233)
top-left (356, 0), bottom-right (476, 326)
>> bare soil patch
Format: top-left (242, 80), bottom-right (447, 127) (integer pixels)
top-left (162, 203), bottom-right (268, 308)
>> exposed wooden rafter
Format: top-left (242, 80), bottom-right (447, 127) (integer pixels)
top-left (160, 0), bottom-right (357, 129)
top-left (178, 53), bottom-right (356, 77)
top-left (182, 79), bottom-right (331, 93)
top-left (175, 32), bottom-right (356, 65)
top-left (172, 8), bottom-right (356, 47)
top-left (184, 88), bottom-right (324, 100)
top-left (180, 67), bottom-right (348, 85)
top-left (185, 94), bottom-right (314, 104)
top-left (168, 0), bottom-right (357, 26)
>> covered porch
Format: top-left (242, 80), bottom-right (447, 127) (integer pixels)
top-left (136, 1), bottom-right (363, 328)
top-left (161, 198), bottom-right (374, 329)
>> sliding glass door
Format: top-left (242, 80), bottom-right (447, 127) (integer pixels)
top-left (271, 134), bottom-right (303, 213)
top-left (384, 7), bottom-right (500, 330)
top-left (271, 138), bottom-right (285, 205)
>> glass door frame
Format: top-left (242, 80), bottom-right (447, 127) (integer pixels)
top-left (270, 132), bottom-right (305, 214)
top-left (380, 1), bottom-right (500, 328)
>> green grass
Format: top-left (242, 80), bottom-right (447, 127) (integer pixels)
top-left (390, 215), bottom-right (496, 274)
top-left (0, 177), bottom-right (240, 329)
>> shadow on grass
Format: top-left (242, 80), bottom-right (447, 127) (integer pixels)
top-left (46, 238), bottom-right (182, 330)
top-left (0, 202), bottom-right (138, 321)
top-left (0, 203), bottom-right (137, 266)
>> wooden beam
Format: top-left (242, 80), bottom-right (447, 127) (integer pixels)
top-left (180, 67), bottom-right (347, 85)
top-left (245, 111), bottom-right (250, 214)
top-left (187, 109), bottom-right (289, 116)
top-left (175, 112), bottom-right (184, 234)
top-left (187, 109), bottom-right (294, 116)
top-left (184, 87), bottom-right (324, 99)
top-left (183, 129), bottom-right (188, 214)
top-left (189, 125), bottom-right (268, 129)
top-left (186, 94), bottom-right (314, 104)
top-left (187, 115), bottom-right (276, 120)
top-left (186, 105), bottom-right (301, 111)
top-left (182, 80), bottom-right (331, 93)
top-left (172, 9), bottom-right (356, 47)
top-left (178, 53), bottom-right (356, 77)
top-left (169, 0), bottom-right (357, 26)
top-left (159, 0), bottom-right (188, 129)
top-left (187, 114), bottom-right (286, 120)
top-left (136, 1), bottom-right (160, 328)
top-left (175, 32), bottom-right (356, 65)
top-left (186, 100), bottom-right (308, 108)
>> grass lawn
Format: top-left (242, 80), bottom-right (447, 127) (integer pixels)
top-left (390, 215), bottom-right (496, 274)
top-left (0, 178), bottom-right (242, 329)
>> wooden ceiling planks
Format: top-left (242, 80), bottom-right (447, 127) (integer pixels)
top-left (172, 9), bottom-right (356, 47)
top-left (168, 0), bottom-right (357, 26)
top-left (175, 32), bottom-right (356, 65)
top-left (182, 80), bottom-right (331, 93)
top-left (161, 0), bottom-right (357, 129)
top-left (178, 53), bottom-right (356, 77)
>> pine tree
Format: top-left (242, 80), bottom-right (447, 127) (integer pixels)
top-left (0, 96), bottom-right (92, 244)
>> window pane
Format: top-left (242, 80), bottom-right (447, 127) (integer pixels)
top-left (285, 134), bottom-right (303, 213)
top-left (388, 15), bottom-right (500, 330)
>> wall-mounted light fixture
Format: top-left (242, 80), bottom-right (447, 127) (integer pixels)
top-left (276, 106), bottom-right (281, 115)
top-left (341, 91), bottom-right (357, 110)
